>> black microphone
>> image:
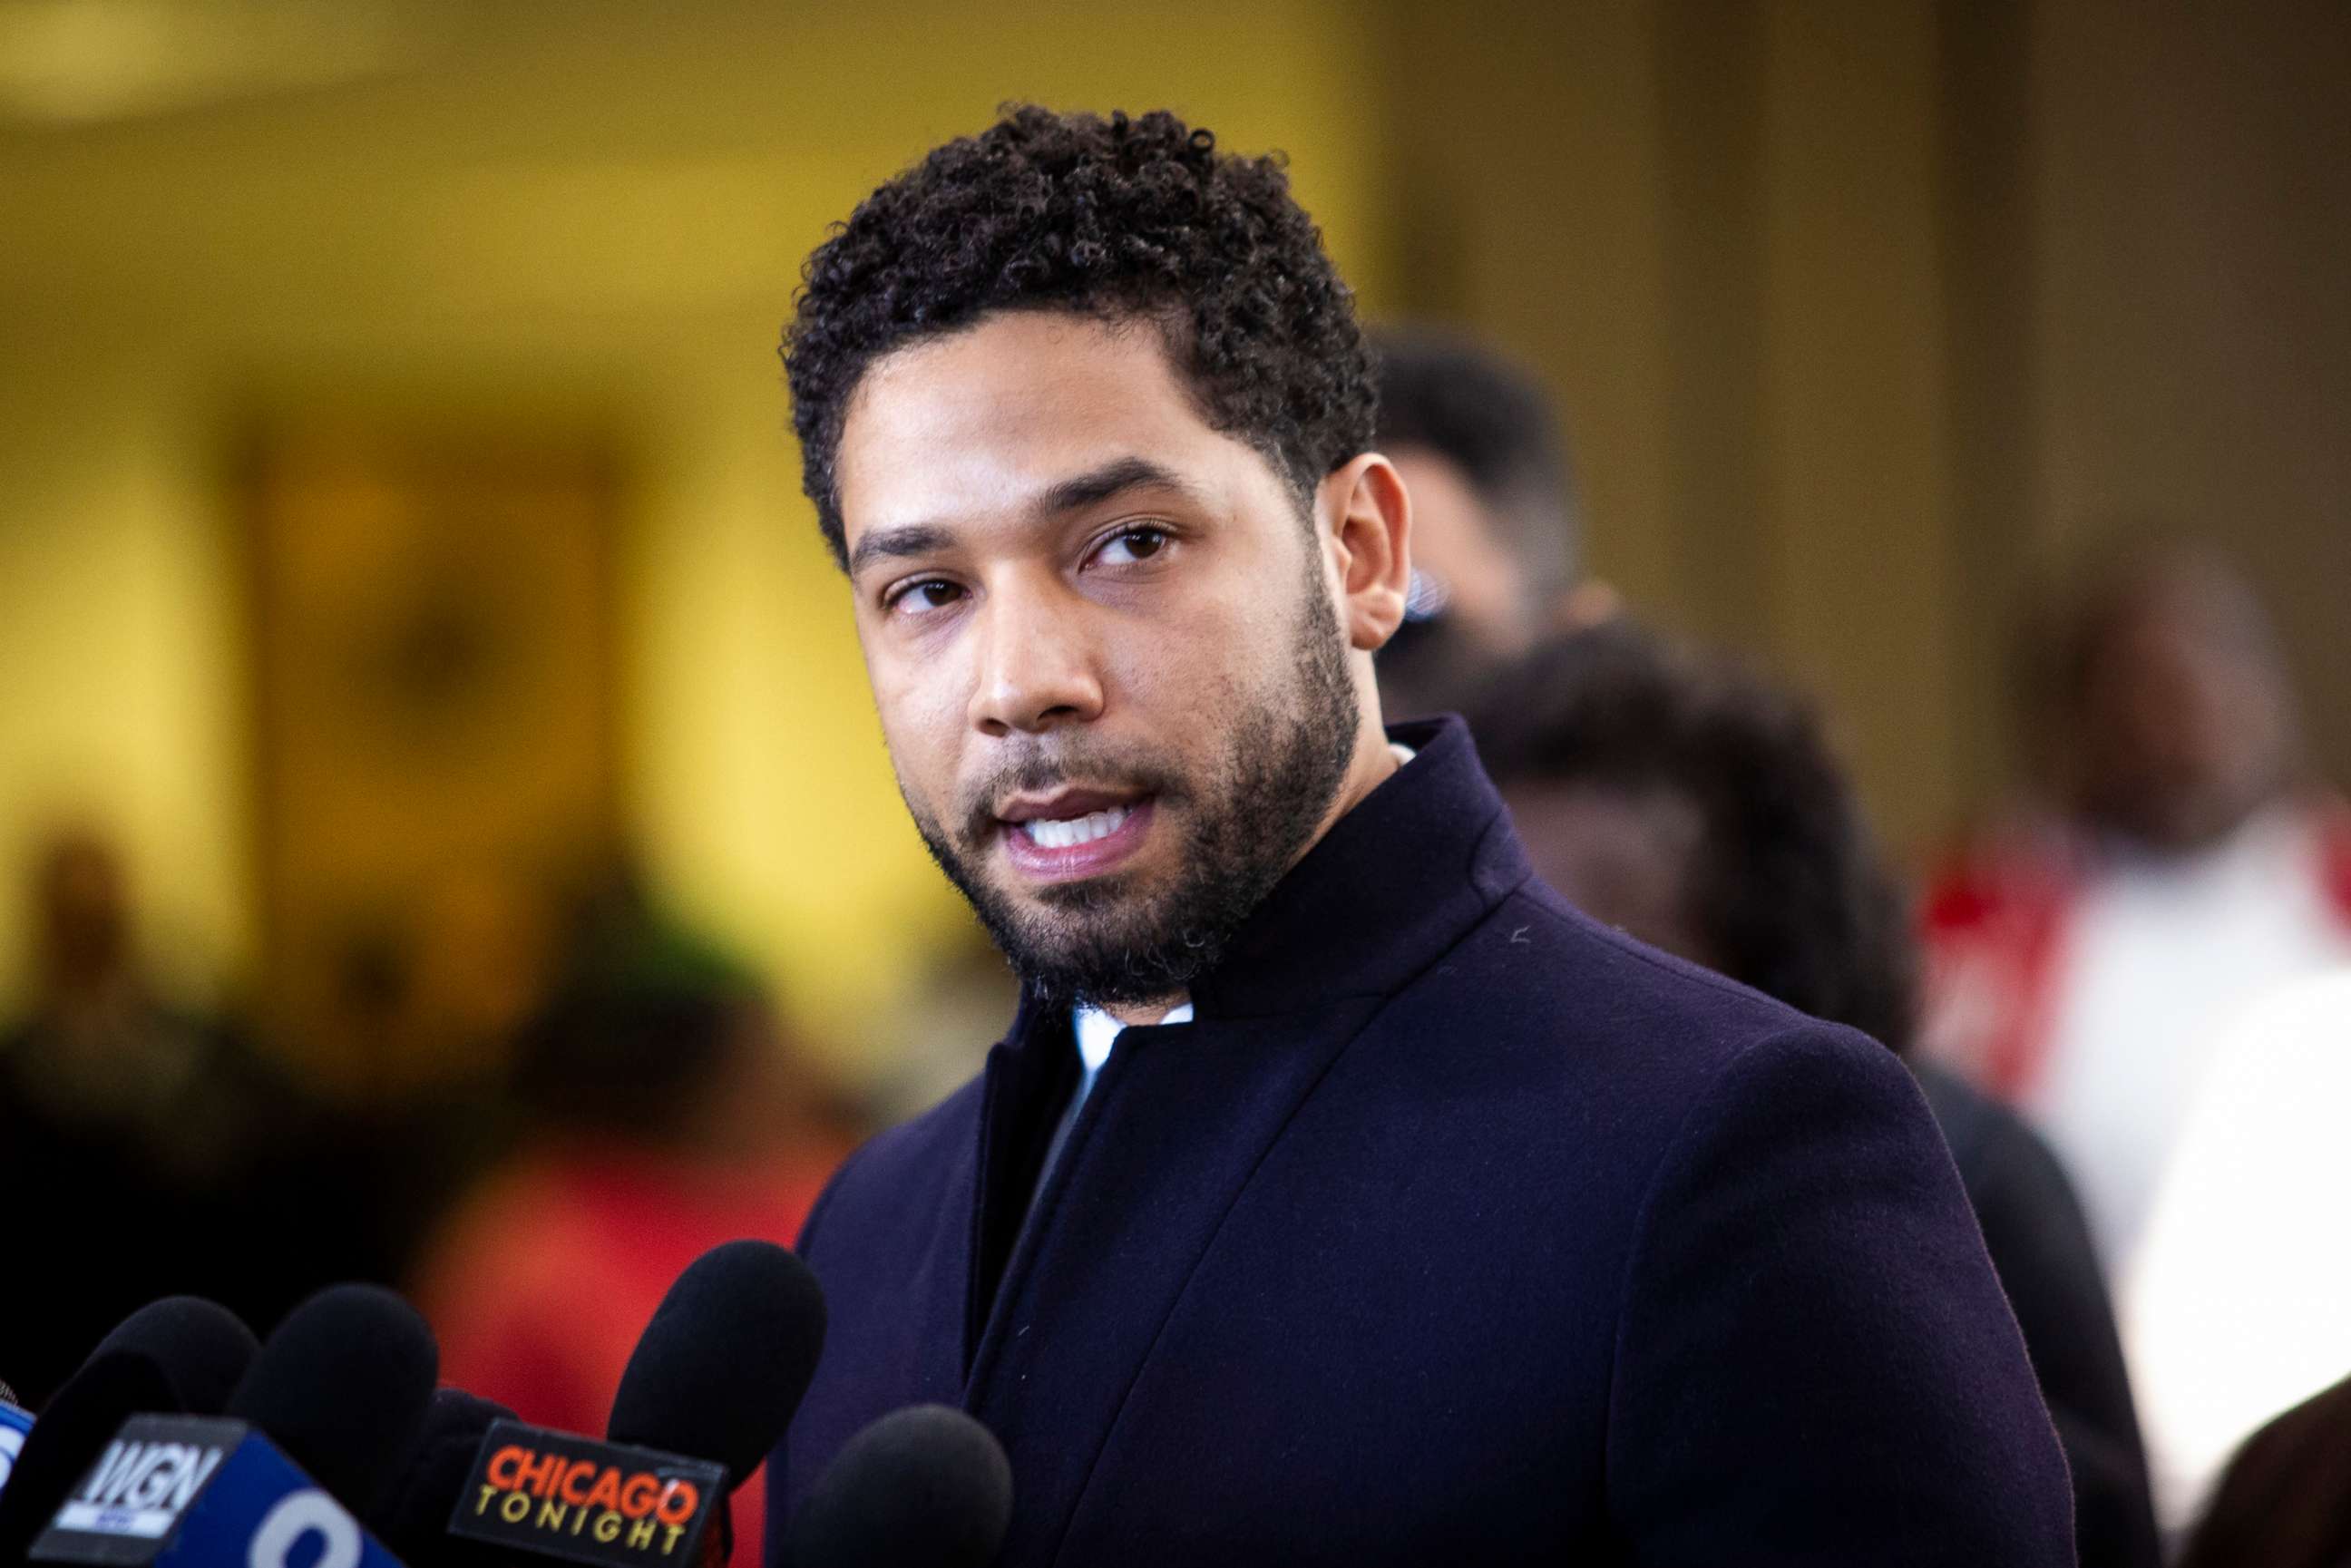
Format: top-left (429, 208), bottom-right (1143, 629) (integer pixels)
top-left (368, 1386), bottom-right (523, 1567)
top-left (607, 1239), bottom-right (828, 1491)
top-left (782, 1406), bottom-right (1012, 1568)
top-left (90, 1298), bottom-right (258, 1417)
top-left (438, 1240), bottom-right (825, 1568)
top-left (0, 1352), bottom-right (180, 1563)
top-left (226, 1283), bottom-right (440, 1521)
top-left (0, 1295), bottom-right (248, 1560)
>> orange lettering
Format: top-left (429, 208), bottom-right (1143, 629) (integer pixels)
top-left (514, 1450), bottom-right (563, 1496)
top-left (485, 1446), bottom-right (529, 1491)
top-left (653, 1481), bottom-right (698, 1528)
top-left (581, 1468), bottom-right (624, 1512)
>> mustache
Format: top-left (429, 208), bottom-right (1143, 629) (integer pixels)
top-left (956, 744), bottom-right (1187, 848)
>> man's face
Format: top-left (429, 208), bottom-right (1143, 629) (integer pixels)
top-left (2073, 578), bottom-right (2292, 852)
top-left (834, 312), bottom-right (1364, 1006)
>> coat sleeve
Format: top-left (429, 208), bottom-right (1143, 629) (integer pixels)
top-left (1605, 1025), bottom-right (2076, 1565)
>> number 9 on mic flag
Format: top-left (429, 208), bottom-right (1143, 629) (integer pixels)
top-left (0, 1395), bottom-right (33, 1497)
top-left (28, 1414), bottom-right (402, 1568)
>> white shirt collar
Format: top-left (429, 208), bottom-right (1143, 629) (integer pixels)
top-left (1064, 738), bottom-right (1414, 1069)
top-left (1071, 1000), bottom-right (1192, 1076)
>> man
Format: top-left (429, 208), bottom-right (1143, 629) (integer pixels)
top-left (1918, 542), bottom-right (2351, 1281)
top-left (1474, 624), bottom-right (2159, 1568)
top-left (414, 882), bottom-right (844, 1567)
top-left (1366, 326), bottom-right (1591, 720)
top-left (768, 106), bottom-right (2071, 1563)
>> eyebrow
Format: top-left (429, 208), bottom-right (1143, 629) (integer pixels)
top-left (848, 522), bottom-right (953, 578)
top-left (846, 455), bottom-right (1203, 578)
top-left (1034, 454), bottom-right (1201, 517)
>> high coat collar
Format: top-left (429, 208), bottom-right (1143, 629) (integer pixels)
top-left (996, 713), bottom-right (1532, 1037)
top-left (946, 715), bottom-right (1543, 1563)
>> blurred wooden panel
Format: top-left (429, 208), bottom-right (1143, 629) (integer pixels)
top-left (244, 431), bottom-right (618, 1091)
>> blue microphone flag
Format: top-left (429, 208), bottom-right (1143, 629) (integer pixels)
top-left (0, 1397), bottom-right (34, 1498)
top-left (29, 1414), bottom-right (401, 1568)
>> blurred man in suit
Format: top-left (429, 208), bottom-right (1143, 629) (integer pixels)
top-left (1367, 326), bottom-right (1592, 721)
top-left (765, 105), bottom-right (2071, 1565)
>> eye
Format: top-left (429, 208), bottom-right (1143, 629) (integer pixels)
top-left (886, 578), bottom-right (966, 615)
top-left (1092, 526), bottom-right (1171, 568)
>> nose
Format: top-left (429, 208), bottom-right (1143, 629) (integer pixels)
top-left (967, 575), bottom-right (1106, 737)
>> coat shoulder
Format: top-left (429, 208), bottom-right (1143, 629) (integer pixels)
top-left (798, 1071), bottom-right (986, 1257)
top-left (1402, 876), bottom-right (1877, 1088)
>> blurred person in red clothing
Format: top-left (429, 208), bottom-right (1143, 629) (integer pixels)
top-left (1918, 540), bottom-right (2351, 1288)
top-left (412, 876), bottom-right (851, 1566)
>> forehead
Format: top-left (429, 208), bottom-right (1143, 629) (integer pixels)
top-left (834, 311), bottom-right (1250, 541)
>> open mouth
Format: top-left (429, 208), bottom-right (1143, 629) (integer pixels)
top-left (994, 788), bottom-right (1158, 883)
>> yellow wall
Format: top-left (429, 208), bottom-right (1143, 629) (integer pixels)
top-left (2028, 0), bottom-right (2351, 787)
top-left (1389, 0), bottom-right (2349, 852)
top-left (0, 339), bottom-right (254, 1011)
top-left (0, 0), bottom-right (1390, 1077)
top-left (1390, 0), bottom-right (1968, 849)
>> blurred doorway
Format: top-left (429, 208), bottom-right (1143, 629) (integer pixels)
top-left (242, 429), bottom-right (620, 1096)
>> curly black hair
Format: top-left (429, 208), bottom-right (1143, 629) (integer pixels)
top-left (783, 105), bottom-right (1378, 568)
top-left (1472, 623), bottom-right (1921, 1053)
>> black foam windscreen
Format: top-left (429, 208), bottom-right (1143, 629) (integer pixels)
top-left (0, 1351), bottom-right (182, 1563)
top-left (782, 1405), bottom-right (1012, 1568)
top-left (367, 1386), bottom-right (521, 1568)
top-left (606, 1239), bottom-right (826, 1487)
top-left (91, 1296), bottom-right (259, 1416)
top-left (227, 1282), bottom-right (439, 1519)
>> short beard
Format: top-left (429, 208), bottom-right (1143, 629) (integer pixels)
top-left (908, 557), bottom-right (1361, 1008)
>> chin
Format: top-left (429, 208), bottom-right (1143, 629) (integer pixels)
top-left (1025, 869), bottom-right (1152, 913)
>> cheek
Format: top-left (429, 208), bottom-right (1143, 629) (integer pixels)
top-left (865, 644), bottom-right (971, 795)
top-left (1097, 589), bottom-right (1268, 725)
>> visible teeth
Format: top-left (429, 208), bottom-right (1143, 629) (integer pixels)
top-left (1020, 804), bottom-right (1130, 850)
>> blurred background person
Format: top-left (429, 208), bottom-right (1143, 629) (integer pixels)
top-left (411, 872), bottom-right (850, 1565)
top-left (1368, 324), bottom-right (1600, 721)
top-left (1474, 624), bottom-right (2161, 1568)
top-left (1918, 541), bottom-right (2351, 1287)
top-left (0, 828), bottom-right (312, 1406)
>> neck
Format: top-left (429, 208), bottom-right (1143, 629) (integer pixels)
top-left (1312, 686), bottom-right (1402, 848)
top-left (1099, 995), bottom-right (1186, 1028)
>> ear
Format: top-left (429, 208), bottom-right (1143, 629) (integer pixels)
top-left (1318, 453), bottom-right (1411, 652)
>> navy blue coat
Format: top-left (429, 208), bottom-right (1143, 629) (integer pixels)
top-left (768, 718), bottom-right (2075, 1565)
